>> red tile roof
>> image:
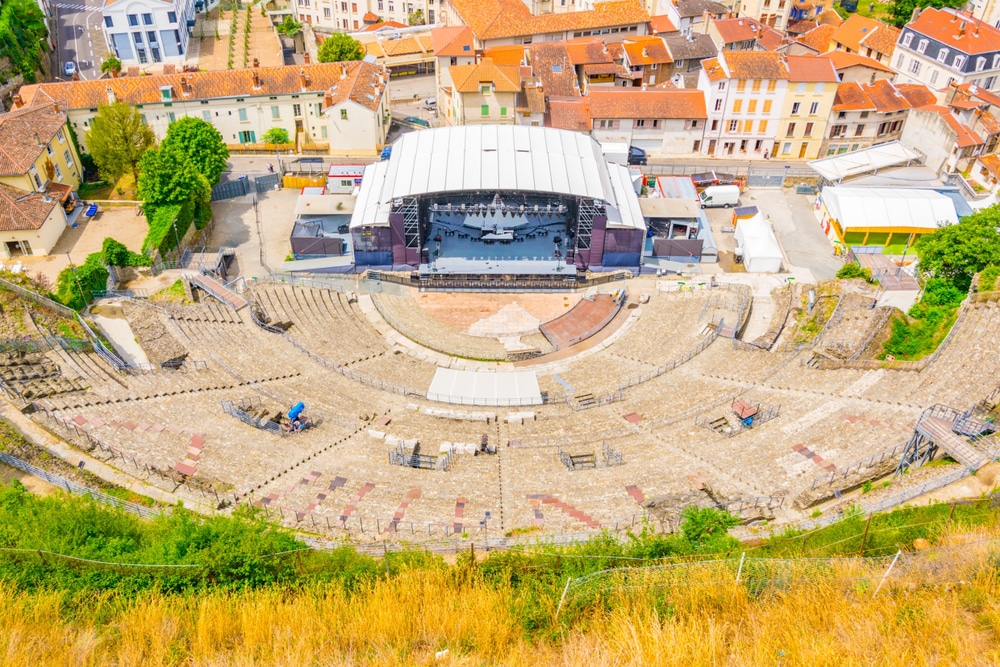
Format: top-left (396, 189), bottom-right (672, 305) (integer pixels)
top-left (622, 36), bottom-right (672, 66)
top-left (796, 24), bottom-right (835, 53)
top-left (833, 79), bottom-right (932, 112)
top-left (832, 82), bottom-right (873, 111)
top-left (786, 54), bottom-right (839, 82)
top-left (649, 14), bottom-right (677, 33)
top-left (564, 37), bottom-right (615, 65)
top-left (831, 15), bottom-right (892, 53)
top-left (549, 96), bottom-right (591, 131)
top-left (905, 8), bottom-right (1000, 56)
top-left (897, 83), bottom-right (937, 108)
top-left (431, 26), bottom-right (475, 57)
top-left (824, 50), bottom-right (895, 73)
top-left (0, 102), bottom-right (67, 176)
top-left (449, 58), bottom-right (521, 93)
top-left (0, 182), bottom-right (59, 232)
top-left (483, 44), bottom-right (526, 67)
top-left (977, 153), bottom-right (1000, 179)
top-left (363, 21), bottom-right (406, 32)
top-left (952, 81), bottom-right (1000, 109)
top-left (923, 105), bottom-right (984, 147)
top-left (979, 110), bottom-right (1000, 136)
top-left (859, 22), bottom-right (899, 55)
top-left (718, 51), bottom-right (788, 80)
top-left (588, 88), bottom-right (706, 118)
top-left (712, 17), bottom-right (784, 50)
top-left (527, 42), bottom-right (580, 98)
top-left (447, 0), bottom-right (650, 41)
top-left (19, 62), bottom-right (388, 112)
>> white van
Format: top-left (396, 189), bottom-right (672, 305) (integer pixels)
top-left (699, 184), bottom-right (741, 208)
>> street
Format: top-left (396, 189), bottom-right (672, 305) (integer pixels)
top-left (54, 0), bottom-right (108, 81)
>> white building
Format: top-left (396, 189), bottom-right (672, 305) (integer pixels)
top-left (102, 0), bottom-right (196, 68)
top-left (294, 0), bottom-right (437, 33)
top-left (892, 7), bottom-right (1000, 100)
top-left (16, 62), bottom-right (391, 157)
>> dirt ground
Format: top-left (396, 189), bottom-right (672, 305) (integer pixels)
top-left (0, 462), bottom-right (59, 496)
top-left (16, 206), bottom-right (149, 286)
top-left (412, 291), bottom-right (582, 330)
top-left (918, 462), bottom-right (1000, 505)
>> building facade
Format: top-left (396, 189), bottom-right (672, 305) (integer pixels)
top-left (446, 59), bottom-right (521, 125)
top-left (776, 55), bottom-right (838, 160)
top-left (821, 80), bottom-right (935, 156)
top-left (588, 88), bottom-right (707, 153)
top-left (102, 0), bottom-right (196, 68)
top-left (294, 0), bottom-right (437, 33)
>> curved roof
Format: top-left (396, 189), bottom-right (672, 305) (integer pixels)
top-left (382, 125), bottom-right (616, 203)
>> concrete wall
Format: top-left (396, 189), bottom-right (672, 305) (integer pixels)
top-left (899, 108), bottom-right (956, 174)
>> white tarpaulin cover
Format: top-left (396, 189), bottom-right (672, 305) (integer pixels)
top-left (808, 141), bottom-right (925, 182)
top-left (820, 186), bottom-right (958, 230)
top-left (427, 368), bottom-right (542, 407)
top-left (734, 215), bottom-right (783, 273)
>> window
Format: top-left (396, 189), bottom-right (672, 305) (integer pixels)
top-left (203, 110), bottom-right (211, 122)
top-left (877, 122), bottom-right (887, 135)
top-left (830, 124), bottom-right (846, 137)
top-left (796, 82), bottom-right (806, 94)
top-left (480, 84), bottom-right (491, 94)
top-left (814, 82), bottom-right (825, 94)
top-left (781, 142), bottom-right (791, 154)
top-left (271, 106), bottom-right (280, 119)
top-left (994, 55), bottom-right (1000, 69)
top-left (917, 39), bottom-right (928, 54)
top-left (860, 111), bottom-right (869, 119)
top-left (768, 80), bottom-right (776, 92)
top-left (142, 13), bottom-right (153, 25)
top-left (728, 119), bottom-right (738, 132)
top-left (314, 102), bottom-right (322, 116)
top-left (690, 120), bottom-right (698, 128)
top-left (804, 122), bottom-right (813, 136)
top-left (54, 163), bottom-right (62, 181)
top-left (930, 70), bottom-right (939, 85)
top-left (104, 16), bottom-right (113, 27)
top-left (758, 120), bottom-right (768, 132)
top-left (340, 109), bottom-right (348, 120)
top-left (910, 60), bottom-right (921, 75)
top-left (352, 2), bottom-right (357, 10)
top-left (743, 120), bottom-right (753, 134)
top-left (902, 32), bottom-right (913, 48)
top-left (167, 112), bottom-right (176, 123)
top-left (56, 129), bottom-right (64, 143)
top-left (293, 104), bottom-right (302, 117)
top-left (636, 119), bottom-right (646, 128)
top-left (238, 108), bottom-right (248, 122)
top-left (340, 1), bottom-right (346, 9)
top-left (987, 76), bottom-right (997, 88)
top-left (937, 48), bottom-right (949, 64)
top-left (238, 131), bottom-right (255, 143)
top-left (167, 11), bottom-right (176, 23)
top-left (977, 57), bottom-right (987, 72)
top-left (321, 126), bottom-right (328, 139)
top-left (748, 100), bottom-right (757, 113)
top-left (717, 82), bottom-right (725, 90)
top-left (500, 107), bottom-right (507, 116)
top-left (481, 104), bottom-right (489, 116)
top-left (324, 8), bottom-right (330, 17)
top-left (786, 122), bottom-right (795, 137)
top-left (29, 166), bottom-right (40, 188)
top-left (711, 119), bottom-right (719, 131)
top-left (855, 124), bottom-right (864, 136)
top-left (763, 100), bottom-right (772, 113)
top-left (732, 99), bottom-right (742, 113)
top-left (127, 14), bottom-right (139, 26)
top-left (752, 80), bottom-right (761, 91)
top-left (737, 80), bottom-right (746, 91)
top-left (791, 102), bottom-right (800, 114)
top-left (954, 55), bottom-right (966, 69)
top-left (714, 99), bottom-right (722, 111)
top-left (809, 102), bottom-right (819, 115)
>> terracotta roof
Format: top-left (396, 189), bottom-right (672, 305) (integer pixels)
top-left (977, 153), bottom-right (1000, 179)
top-left (649, 14), bottom-right (678, 33)
top-left (518, 85), bottom-right (546, 113)
top-left (953, 81), bottom-right (1000, 108)
top-left (718, 51), bottom-right (789, 80)
top-left (622, 36), bottom-right (672, 66)
top-left (832, 82), bottom-right (873, 111)
top-left (363, 12), bottom-right (379, 22)
top-left (663, 32), bottom-right (718, 61)
top-left (923, 105), bottom-right (984, 147)
top-left (431, 26), bottom-right (474, 57)
top-left (786, 54), bottom-right (838, 82)
top-left (363, 21), bottom-right (406, 32)
top-left (786, 19), bottom-right (819, 36)
top-left (712, 17), bottom-right (783, 50)
top-left (796, 24), bottom-right (835, 52)
top-left (816, 8), bottom-right (844, 27)
top-left (365, 33), bottom-right (434, 58)
top-left (824, 50), bottom-right (895, 73)
top-left (896, 83), bottom-right (937, 108)
top-left (833, 79), bottom-right (930, 112)
top-left (564, 37), bottom-right (615, 65)
top-left (980, 110), bottom-right (1000, 135)
top-left (702, 57), bottom-right (726, 82)
top-left (0, 102), bottom-right (67, 176)
top-left (447, 0), bottom-right (650, 41)
top-left (527, 42), bottom-right (580, 98)
top-left (859, 22), bottom-right (899, 56)
top-left (18, 62), bottom-right (387, 112)
top-left (676, 0), bottom-right (727, 19)
top-left (0, 182), bottom-right (58, 232)
top-left (449, 58), bottom-right (521, 93)
top-left (904, 8), bottom-right (1000, 56)
top-left (548, 97), bottom-right (591, 131)
top-left (483, 44), bottom-right (526, 67)
top-left (864, 79), bottom-right (911, 112)
top-left (831, 15), bottom-right (892, 53)
top-left (583, 62), bottom-right (621, 75)
top-left (588, 88), bottom-right (706, 118)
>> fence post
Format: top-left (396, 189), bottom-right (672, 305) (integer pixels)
top-left (735, 552), bottom-right (746, 584)
top-left (555, 577), bottom-right (572, 621)
top-left (858, 515), bottom-right (873, 556)
top-left (873, 550), bottom-right (902, 597)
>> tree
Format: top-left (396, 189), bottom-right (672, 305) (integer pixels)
top-left (54, 253), bottom-right (109, 310)
top-left (84, 102), bottom-right (155, 183)
top-left (679, 507), bottom-right (739, 551)
top-left (262, 127), bottom-right (291, 145)
top-left (407, 9), bottom-right (425, 25)
top-left (316, 32), bottom-right (364, 62)
top-left (275, 15), bottom-right (303, 51)
top-left (0, 0), bottom-right (48, 83)
top-left (888, 0), bottom-right (964, 28)
top-left (137, 143), bottom-right (211, 209)
top-left (160, 116), bottom-right (229, 186)
top-left (100, 55), bottom-right (122, 77)
top-left (913, 206), bottom-right (1000, 291)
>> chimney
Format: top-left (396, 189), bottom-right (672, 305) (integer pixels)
top-left (180, 76), bottom-right (191, 95)
top-left (300, 68), bottom-right (310, 90)
top-left (253, 58), bottom-right (259, 68)
top-left (958, 20), bottom-right (967, 38)
top-left (106, 85), bottom-right (115, 104)
top-left (324, 92), bottom-right (333, 108)
top-left (304, 52), bottom-right (311, 64)
top-left (252, 70), bottom-right (261, 90)
top-left (34, 132), bottom-right (41, 147)
top-left (11, 94), bottom-right (23, 109)
top-left (340, 68), bottom-right (348, 80)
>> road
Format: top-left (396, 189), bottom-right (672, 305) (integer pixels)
top-left (54, 0), bottom-right (108, 81)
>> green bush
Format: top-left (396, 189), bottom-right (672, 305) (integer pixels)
top-left (979, 265), bottom-right (1000, 292)
top-left (101, 237), bottom-right (151, 267)
top-left (142, 203), bottom-right (189, 258)
top-left (835, 262), bottom-right (873, 282)
top-left (53, 253), bottom-right (110, 310)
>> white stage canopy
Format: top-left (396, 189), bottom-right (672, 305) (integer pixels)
top-left (427, 369), bottom-right (542, 407)
top-left (808, 141), bottom-right (925, 183)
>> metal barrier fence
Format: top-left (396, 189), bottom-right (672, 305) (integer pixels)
top-left (0, 451), bottom-right (166, 519)
top-left (221, 397), bottom-right (285, 436)
top-left (618, 333), bottom-right (718, 390)
top-left (0, 276), bottom-right (77, 318)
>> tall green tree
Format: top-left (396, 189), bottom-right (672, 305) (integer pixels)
top-left (84, 102), bottom-right (155, 183)
top-left (262, 127), bottom-right (291, 144)
top-left (276, 15), bottom-right (303, 51)
top-left (137, 143), bottom-right (211, 209)
top-left (317, 32), bottom-right (364, 62)
top-left (160, 116), bottom-right (230, 185)
top-left (888, 0), bottom-right (964, 29)
top-left (913, 206), bottom-right (1000, 291)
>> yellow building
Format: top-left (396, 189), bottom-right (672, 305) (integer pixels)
top-left (0, 99), bottom-right (83, 194)
top-left (775, 55), bottom-right (839, 160)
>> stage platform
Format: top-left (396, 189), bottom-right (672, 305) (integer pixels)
top-left (421, 215), bottom-right (573, 275)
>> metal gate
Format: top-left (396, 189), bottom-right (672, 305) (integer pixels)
top-left (746, 168), bottom-right (787, 188)
top-left (210, 176), bottom-right (251, 201)
top-left (254, 173), bottom-right (282, 193)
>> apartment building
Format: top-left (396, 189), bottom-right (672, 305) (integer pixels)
top-left (16, 62), bottom-right (390, 157)
top-left (295, 0), bottom-right (437, 33)
top-left (445, 58), bottom-right (521, 125)
top-left (698, 50), bottom-right (788, 157)
top-left (829, 14), bottom-right (898, 63)
top-left (706, 16), bottom-right (783, 51)
top-left (892, 7), bottom-right (1000, 99)
top-left (776, 55), bottom-right (838, 159)
top-left (821, 79), bottom-right (935, 156)
top-left (102, 0), bottom-right (196, 68)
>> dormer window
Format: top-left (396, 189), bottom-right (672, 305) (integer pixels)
top-left (977, 56), bottom-right (987, 72)
top-left (902, 32), bottom-right (913, 48)
top-left (917, 39), bottom-right (928, 54)
top-left (937, 48), bottom-right (949, 63)
top-left (480, 83), bottom-right (492, 94)
top-left (954, 55), bottom-right (966, 69)
top-left (160, 85), bottom-right (172, 101)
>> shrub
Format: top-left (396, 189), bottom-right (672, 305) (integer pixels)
top-left (979, 265), bottom-right (1000, 292)
top-left (835, 262), bottom-right (873, 282)
top-left (101, 237), bottom-right (151, 267)
top-left (53, 253), bottom-right (110, 310)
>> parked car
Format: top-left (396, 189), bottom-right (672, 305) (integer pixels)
top-left (423, 97), bottom-right (437, 110)
top-left (63, 61), bottom-right (76, 77)
top-left (627, 145), bottom-right (647, 166)
top-left (380, 145), bottom-right (393, 160)
top-left (403, 116), bottom-right (430, 128)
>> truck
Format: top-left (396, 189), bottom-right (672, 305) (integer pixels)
top-left (599, 142), bottom-right (629, 165)
top-left (699, 184), bottom-right (741, 208)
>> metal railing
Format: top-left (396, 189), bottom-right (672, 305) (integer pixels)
top-left (809, 441), bottom-right (908, 491)
top-left (618, 333), bottom-right (717, 389)
top-left (221, 397), bottom-right (285, 436)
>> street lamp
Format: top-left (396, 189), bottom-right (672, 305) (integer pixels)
top-left (66, 252), bottom-right (85, 304)
top-left (172, 218), bottom-right (181, 254)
